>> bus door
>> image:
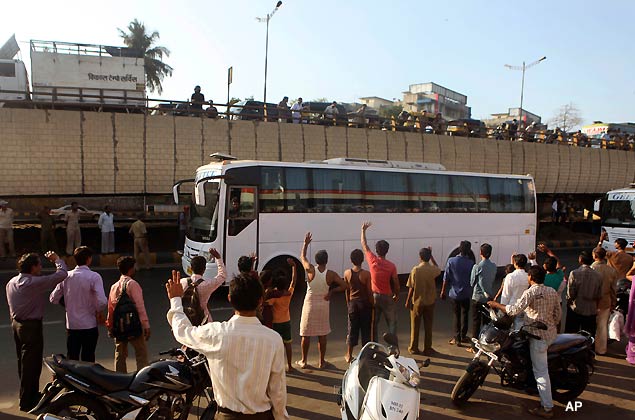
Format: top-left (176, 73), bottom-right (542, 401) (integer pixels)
top-left (224, 186), bottom-right (258, 277)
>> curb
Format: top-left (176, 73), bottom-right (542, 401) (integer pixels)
top-left (0, 251), bottom-right (182, 271)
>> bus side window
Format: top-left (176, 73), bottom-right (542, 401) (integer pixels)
top-left (227, 187), bottom-right (256, 236)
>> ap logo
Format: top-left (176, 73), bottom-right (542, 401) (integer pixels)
top-left (565, 401), bottom-right (583, 412)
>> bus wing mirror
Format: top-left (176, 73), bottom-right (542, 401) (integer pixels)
top-left (172, 179), bottom-right (195, 205)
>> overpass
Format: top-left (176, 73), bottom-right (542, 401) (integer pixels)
top-left (0, 108), bottom-right (632, 202)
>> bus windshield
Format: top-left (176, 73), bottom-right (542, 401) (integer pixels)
top-left (602, 198), bottom-right (635, 227)
top-left (187, 181), bottom-right (219, 243)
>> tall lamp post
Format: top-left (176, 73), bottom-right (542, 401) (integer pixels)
top-left (504, 56), bottom-right (546, 129)
top-left (256, 1), bottom-right (282, 120)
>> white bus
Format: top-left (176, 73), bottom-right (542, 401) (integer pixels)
top-left (599, 185), bottom-right (635, 252)
top-left (173, 156), bottom-right (537, 283)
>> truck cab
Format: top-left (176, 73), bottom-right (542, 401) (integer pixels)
top-left (0, 59), bottom-right (29, 105)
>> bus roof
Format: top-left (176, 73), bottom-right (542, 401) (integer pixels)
top-left (195, 158), bottom-right (534, 180)
top-left (605, 184), bottom-right (635, 194)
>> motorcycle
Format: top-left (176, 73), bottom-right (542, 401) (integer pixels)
top-left (338, 333), bottom-right (429, 420)
top-left (451, 309), bottom-right (595, 406)
top-left (30, 348), bottom-right (216, 420)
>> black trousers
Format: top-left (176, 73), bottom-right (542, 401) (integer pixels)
top-left (451, 298), bottom-right (471, 341)
top-left (12, 319), bottom-right (43, 411)
top-left (347, 300), bottom-right (372, 347)
top-left (472, 301), bottom-right (488, 341)
top-left (67, 327), bottom-right (99, 362)
top-left (565, 307), bottom-right (597, 336)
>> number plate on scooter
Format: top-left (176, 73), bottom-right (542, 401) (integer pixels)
top-left (473, 342), bottom-right (498, 361)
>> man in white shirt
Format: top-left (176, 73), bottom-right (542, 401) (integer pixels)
top-left (0, 200), bottom-right (15, 258)
top-left (166, 271), bottom-right (288, 420)
top-left (501, 254), bottom-right (529, 330)
top-left (65, 202), bottom-right (82, 255)
top-left (290, 97), bottom-right (305, 124)
top-left (180, 249), bottom-right (226, 323)
top-left (98, 206), bottom-right (115, 254)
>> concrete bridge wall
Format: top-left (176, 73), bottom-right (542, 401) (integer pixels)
top-left (1, 108), bottom-right (633, 197)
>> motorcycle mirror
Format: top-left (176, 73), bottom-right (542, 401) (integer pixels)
top-left (383, 332), bottom-right (399, 347)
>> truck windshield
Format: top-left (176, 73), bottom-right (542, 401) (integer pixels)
top-left (602, 199), bottom-right (635, 227)
top-left (187, 182), bottom-right (219, 243)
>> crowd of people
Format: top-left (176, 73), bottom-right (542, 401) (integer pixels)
top-left (5, 222), bottom-right (635, 418)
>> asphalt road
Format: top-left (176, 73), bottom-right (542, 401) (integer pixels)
top-left (0, 250), bottom-right (633, 419)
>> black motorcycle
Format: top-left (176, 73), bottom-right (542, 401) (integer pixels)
top-left (30, 348), bottom-right (216, 420)
top-left (451, 309), bottom-right (595, 406)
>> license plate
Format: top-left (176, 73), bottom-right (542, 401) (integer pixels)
top-left (474, 341), bottom-right (499, 361)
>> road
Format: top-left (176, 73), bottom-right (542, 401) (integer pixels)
top-left (0, 250), bottom-right (633, 419)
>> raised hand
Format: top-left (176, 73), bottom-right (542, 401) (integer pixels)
top-left (362, 221), bottom-right (372, 231)
top-left (166, 270), bottom-right (184, 299)
top-left (45, 251), bottom-right (59, 263)
top-left (209, 248), bottom-right (221, 259)
top-left (287, 257), bottom-right (296, 267)
top-left (304, 232), bottom-right (312, 245)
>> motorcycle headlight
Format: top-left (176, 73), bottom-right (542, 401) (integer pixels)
top-left (478, 340), bottom-right (501, 353)
top-left (396, 361), bottom-right (421, 387)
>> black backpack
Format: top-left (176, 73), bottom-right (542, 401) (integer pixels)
top-left (111, 280), bottom-right (143, 340)
top-left (182, 278), bottom-right (206, 326)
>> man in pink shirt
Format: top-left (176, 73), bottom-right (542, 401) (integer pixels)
top-left (361, 222), bottom-right (399, 340)
top-left (50, 246), bottom-right (107, 362)
top-left (180, 248), bottom-right (226, 323)
top-left (106, 256), bottom-right (150, 373)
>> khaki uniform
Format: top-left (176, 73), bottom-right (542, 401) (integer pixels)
top-left (65, 210), bottom-right (81, 255)
top-left (129, 220), bottom-right (150, 269)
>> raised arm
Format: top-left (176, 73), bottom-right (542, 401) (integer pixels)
top-left (288, 258), bottom-right (297, 292)
top-left (428, 247), bottom-right (438, 267)
top-left (538, 244), bottom-right (562, 269)
top-left (300, 232), bottom-right (315, 280)
top-left (361, 222), bottom-right (372, 254)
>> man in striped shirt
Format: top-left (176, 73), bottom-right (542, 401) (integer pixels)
top-left (488, 266), bottom-right (561, 419)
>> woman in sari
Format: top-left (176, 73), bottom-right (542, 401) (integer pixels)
top-left (625, 277), bottom-right (635, 365)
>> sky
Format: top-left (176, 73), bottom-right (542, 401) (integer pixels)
top-left (2, 0), bottom-right (634, 125)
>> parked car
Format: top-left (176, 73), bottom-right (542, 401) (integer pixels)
top-left (228, 100), bottom-right (279, 122)
top-left (446, 118), bottom-right (486, 137)
top-left (50, 205), bottom-right (102, 222)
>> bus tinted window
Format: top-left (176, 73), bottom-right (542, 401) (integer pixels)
top-left (312, 169), bottom-right (363, 212)
top-left (260, 167), bottom-right (284, 213)
top-left (488, 178), bottom-right (534, 213)
top-left (285, 167), bottom-right (311, 212)
top-left (451, 176), bottom-right (488, 213)
top-left (364, 171), bottom-right (408, 212)
top-left (409, 173), bottom-right (451, 212)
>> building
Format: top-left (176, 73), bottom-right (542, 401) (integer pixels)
top-left (484, 108), bottom-right (542, 128)
top-left (358, 96), bottom-right (395, 110)
top-left (581, 122), bottom-right (635, 138)
top-left (402, 82), bottom-right (470, 121)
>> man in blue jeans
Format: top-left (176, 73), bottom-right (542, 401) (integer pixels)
top-left (488, 265), bottom-right (561, 419)
top-left (361, 222), bottom-right (399, 341)
top-left (440, 241), bottom-right (474, 347)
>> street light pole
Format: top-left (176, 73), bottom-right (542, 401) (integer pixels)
top-left (257, 1), bottom-right (282, 120)
top-left (505, 56), bottom-right (546, 132)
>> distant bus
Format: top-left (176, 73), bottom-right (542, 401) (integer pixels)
top-left (600, 185), bottom-right (635, 253)
top-left (173, 156), bottom-right (537, 283)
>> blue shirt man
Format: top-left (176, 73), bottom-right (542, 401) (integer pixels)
top-left (441, 241), bottom-right (475, 346)
top-left (470, 243), bottom-right (497, 349)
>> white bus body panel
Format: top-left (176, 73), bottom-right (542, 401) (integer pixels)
top-left (0, 60), bottom-right (29, 103)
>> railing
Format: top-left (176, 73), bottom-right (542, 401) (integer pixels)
top-left (1, 88), bottom-right (633, 150)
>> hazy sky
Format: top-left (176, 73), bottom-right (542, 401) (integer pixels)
top-left (3, 0), bottom-right (633, 125)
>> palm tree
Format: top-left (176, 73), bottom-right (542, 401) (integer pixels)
top-left (118, 19), bottom-right (173, 95)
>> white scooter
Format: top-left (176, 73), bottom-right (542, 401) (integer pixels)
top-left (339, 333), bottom-right (429, 420)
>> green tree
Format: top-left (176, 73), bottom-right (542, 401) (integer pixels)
top-left (118, 19), bottom-right (173, 95)
top-left (379, 105), bottom-right (403, 119)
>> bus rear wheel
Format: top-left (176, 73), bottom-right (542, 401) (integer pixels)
top-left (263, 256), bottom-right (305, 292)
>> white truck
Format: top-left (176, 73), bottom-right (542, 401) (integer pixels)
top-left (0, 36), bottom-right (146, 108)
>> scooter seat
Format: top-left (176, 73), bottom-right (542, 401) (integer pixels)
top-left (548, 334), bottom-right (587, 353)
top-left (58, 359), bottom-right (135, 392)
top-left (357, 347), bottom-right (391, 392)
